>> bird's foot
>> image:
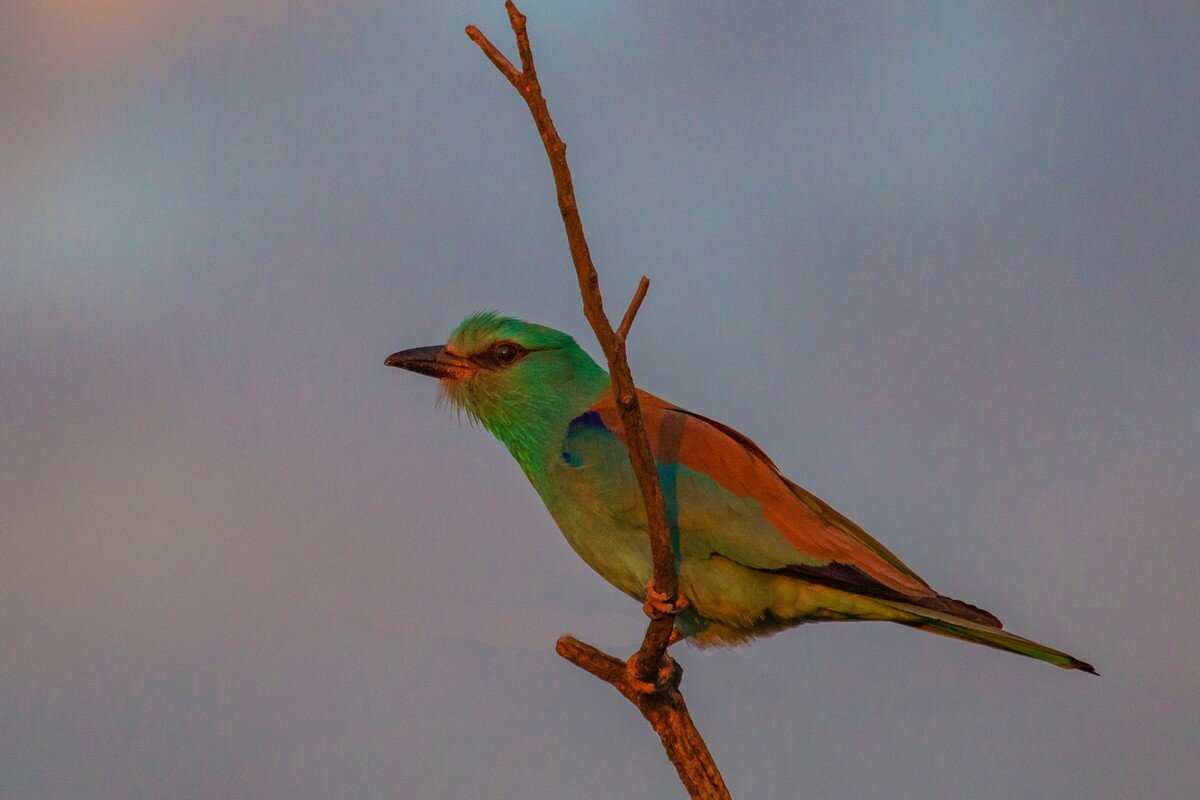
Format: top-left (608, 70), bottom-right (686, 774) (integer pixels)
top-left (625, 652), bottom-right (682, 695)
top-left (642, 585), bottom-right (688, 619)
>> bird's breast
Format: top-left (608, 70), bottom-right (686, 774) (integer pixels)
top-left (530, 458), bottom-right (651, 600)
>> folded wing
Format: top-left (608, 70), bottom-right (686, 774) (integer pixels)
top-left (570, 388), bottom-right (1001, 628)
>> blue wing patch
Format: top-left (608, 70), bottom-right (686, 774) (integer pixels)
top-left (562, 410), bottom-right (607, 466)
top-left (566, 410), bottom-right (605, 434)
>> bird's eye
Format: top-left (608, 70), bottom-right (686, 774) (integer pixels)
top-left (491, 342), bottom-right (524, 366)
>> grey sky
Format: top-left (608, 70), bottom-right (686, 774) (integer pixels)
top-left (2, 2), bottom-right (1197, 798)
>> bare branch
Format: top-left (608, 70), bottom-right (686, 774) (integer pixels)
top-left (467, 2), bottom-right (680, 654)
top-left (558, 637), bottom-right (730, 800)
top-left (555, 635), bottom-right (626, 684)
top-left (467, 4), bottom-right (730, 798)
top-left (616, 276), bottom-right (650, 345)
top-left (504, 0), bottom-right (537, 79)
top-left (464, 25), bottom-right (521, 87)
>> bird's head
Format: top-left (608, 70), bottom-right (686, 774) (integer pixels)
top-left (386, 312), bottom-right (609, 445)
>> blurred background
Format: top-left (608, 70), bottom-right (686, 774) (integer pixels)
top-left (2, 2), bottom-right (1197, 798)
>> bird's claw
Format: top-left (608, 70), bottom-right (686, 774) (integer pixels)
top-left (626, 652), bottom-right (682, 695)
top-left (642, 585), bottom-right (688, 619)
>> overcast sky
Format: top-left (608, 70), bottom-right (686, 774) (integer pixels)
top-left (2, 2), bottom-right (1197, 798)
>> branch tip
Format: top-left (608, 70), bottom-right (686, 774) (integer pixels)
top-left (616, 276), bottom-right (650, 343)
top-left (503, 1), bottom-right (535, 76)
top-left (505, 0), bottom-right (526, 28)
top-left (465, 25), bottom-right (521, 86)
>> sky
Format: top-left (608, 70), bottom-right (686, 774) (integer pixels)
top-left (2, 2), bottom-right (1198, 798)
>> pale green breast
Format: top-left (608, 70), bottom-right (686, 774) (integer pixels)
top-left (532, 449), bottom-right (652, 601)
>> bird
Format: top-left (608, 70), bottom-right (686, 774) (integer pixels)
top-left (386, 311), bottom-right (1095, 674)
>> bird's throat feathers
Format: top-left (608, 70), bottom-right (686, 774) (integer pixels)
top-left (438, 313), bottom-right (610, 474)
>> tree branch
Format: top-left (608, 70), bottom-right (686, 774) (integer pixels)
top-left (557, 636), bottom-right (728, 799)
top-left (467, 4), bottom-right (730, 798)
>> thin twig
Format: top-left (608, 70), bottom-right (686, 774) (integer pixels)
top-left (464, 26), bottom-right (520, 86)
top-left (616, 276), bottom-right (650, 344)
top-left (467, 4), bottom-right (731, 799)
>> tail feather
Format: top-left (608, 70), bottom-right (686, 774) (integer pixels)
top-left (883, 599), bottom-right (1097, 674)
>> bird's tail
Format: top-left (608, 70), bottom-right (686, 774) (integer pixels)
top-left (880, 599), bottom-right (1097, 674)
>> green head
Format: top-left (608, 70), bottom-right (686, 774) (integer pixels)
top-left (386, 312), bottom-right (610, 468)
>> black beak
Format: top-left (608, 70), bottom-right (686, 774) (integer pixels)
top-left (385, 345), bottom-right (475, 380)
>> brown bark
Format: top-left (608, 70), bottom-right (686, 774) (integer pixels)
top-left (466, 4), bottom-right (731, 798)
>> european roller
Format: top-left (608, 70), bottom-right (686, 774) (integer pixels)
top-left (387, 312), bottom-right (1095, 673)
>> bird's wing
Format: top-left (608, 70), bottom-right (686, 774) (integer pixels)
top-left (565, 388), bottom-right (938, 601)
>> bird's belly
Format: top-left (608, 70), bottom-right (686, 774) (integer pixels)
top-left (543, 501), bottom-right (878, 643)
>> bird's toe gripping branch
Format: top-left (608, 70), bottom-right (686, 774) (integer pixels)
top-left (626, 651), bottom-right (683, 696)
top-left (642, 584), bottom-right (688, 620)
